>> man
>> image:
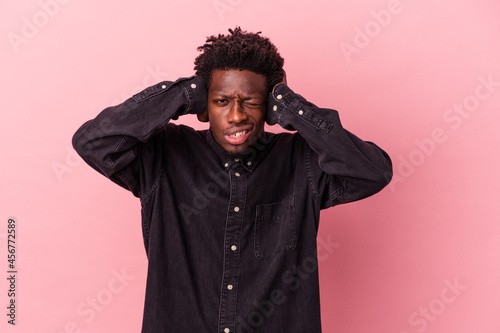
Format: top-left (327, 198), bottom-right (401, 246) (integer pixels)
top-left (73, 27), bottom-right (392, 333)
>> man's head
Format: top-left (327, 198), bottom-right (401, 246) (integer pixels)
top-left (194, 27), bottom-right (284, 156)
top-left (194, 27), bottom-right (285, 93)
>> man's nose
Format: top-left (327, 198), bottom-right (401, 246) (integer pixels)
top-left (227, 101), bottom-right (248, 123)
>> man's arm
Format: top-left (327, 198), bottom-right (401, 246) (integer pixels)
top-left (266, 82), bottom-right (392, 208)
top-left (72, 76), bottom-right (207, 196)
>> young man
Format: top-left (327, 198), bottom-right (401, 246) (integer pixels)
top-left (73, 27), bottom-right (392, 333)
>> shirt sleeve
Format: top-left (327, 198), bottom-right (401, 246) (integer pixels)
top-left (72, 76), bottom-right (207, 197)
top-left (267, 84), bottom-right (393, 209)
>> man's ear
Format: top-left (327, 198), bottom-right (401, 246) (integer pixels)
top-left (197, 110), bottom-right (209, 122)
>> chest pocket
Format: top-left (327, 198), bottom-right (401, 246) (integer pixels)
top-left (254, 194), bottom-right (297, 260)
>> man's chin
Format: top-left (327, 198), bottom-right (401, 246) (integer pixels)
top-left (223, 144), bottom-right (250, 158)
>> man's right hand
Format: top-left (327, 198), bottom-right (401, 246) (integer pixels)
top-left (197, 110), bottom-right (209, 122)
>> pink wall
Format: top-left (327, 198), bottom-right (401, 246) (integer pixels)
top-left (1, 0), bottom-right (499, 332)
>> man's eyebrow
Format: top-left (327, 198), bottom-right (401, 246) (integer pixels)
top-left (212, 93), bottom-right (264, 100)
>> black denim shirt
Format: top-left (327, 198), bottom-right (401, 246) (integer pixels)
top-left (73, 76), bottom-right (392, 333)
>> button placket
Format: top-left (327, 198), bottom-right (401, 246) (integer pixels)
top-left (217, 168), bottom-right (246, 332)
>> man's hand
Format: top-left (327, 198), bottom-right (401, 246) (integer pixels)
top-left (273, 71), bottom-right (287, 93)
top-left (197, 110), bottom-right (209, 122)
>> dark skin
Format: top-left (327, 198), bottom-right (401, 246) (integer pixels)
top-left (199, 69), bottom-right (268, 156)
top-left (198, 69), bottom-right (287, 156)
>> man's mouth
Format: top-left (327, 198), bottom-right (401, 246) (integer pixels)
top-left (224, 128), bottom-right (252, 145)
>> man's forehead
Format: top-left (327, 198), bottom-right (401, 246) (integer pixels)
top-left (209, 69), bottom-right (267, 95)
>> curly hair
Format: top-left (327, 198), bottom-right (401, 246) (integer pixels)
top-left (194, 27), bottom-right (285, 92)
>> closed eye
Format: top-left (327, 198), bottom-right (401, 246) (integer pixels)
top-left (243, 100), bottom-right (265, 108)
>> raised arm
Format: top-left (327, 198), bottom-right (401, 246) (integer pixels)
top-left (72, 76), bottom-right (207, 196)
top-left (266, 82), bottom-right (392, 208)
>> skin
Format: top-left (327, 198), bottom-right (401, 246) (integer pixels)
top-left (202, 69), bottom-right (269, 156)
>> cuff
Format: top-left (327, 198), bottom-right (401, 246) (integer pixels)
top-left (267, 84), bottom-right (334, 132)
top-left (180, 76), bottom-right (208, 115)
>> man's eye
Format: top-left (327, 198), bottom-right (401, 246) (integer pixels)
top-left (244, 102), bottom-right (262, 108)
top-left (215, 99), bottom-right (227, 104)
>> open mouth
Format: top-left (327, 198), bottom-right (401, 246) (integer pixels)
top-left (224, 129), bottom-right (251, 145)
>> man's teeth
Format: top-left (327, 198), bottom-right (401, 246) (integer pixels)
top-left (229, 131), bottom-right (248, 138)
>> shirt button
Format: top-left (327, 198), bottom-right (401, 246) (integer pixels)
top-left (234, 207), bottom-right (240, 212)
top-left (227, 284), bottom-right (233, 290)
top-left (277, 94), bottom-right (283, 100)
top-left (235, 172), bottom-right (240, 177)
top-left (224, 329), bottom-right (230, 333)
top-left (161, 84), bottom-right (167, 89)
top-left (234, 158), bottom-right (240, 162)
top-left (273, 105), bottom-right (278, 111)
top-left (191, 83), bottom-right (197, 89)
top-left (298, 110), bottom-right (304, 115)
top-left (231, 245), bottom-right (237, 251)
top-left (247, 161), bottom-right (252, 166)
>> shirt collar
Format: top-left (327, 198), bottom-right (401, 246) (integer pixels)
top-left (205, 127), bottom-right (275, 172)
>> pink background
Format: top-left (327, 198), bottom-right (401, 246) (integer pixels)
top-left (1, 0), bottom-right (500, 332)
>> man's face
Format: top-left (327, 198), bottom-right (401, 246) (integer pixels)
top-left (208, 69), bottom-right (268, 156)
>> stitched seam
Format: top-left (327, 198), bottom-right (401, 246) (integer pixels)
top-left (133, 81), bottom-right (173, 103)
top-left (330, 181), bottom-right (347, 201)
top-left (108, 135), bottom-right (140, 192)
top-left (305, 144), bottom-right (321, 205)
top-left (254, 194), bottom-right (297, 260)
top-left (181, 82), bottom-right (193, 114)
top-left (140, 208), bottom-right (150, 245)
top-left (141, 164), bottom-right (164, 203)
top-left (107, 136), bottom-right (127, 173)
top-left (277, 93), bottom-right (333, 132)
